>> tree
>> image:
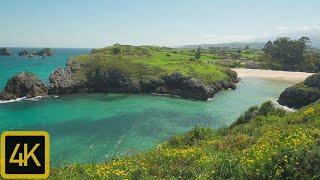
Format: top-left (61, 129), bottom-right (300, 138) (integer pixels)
top-left (195, 46), bottom-right (201, 60)
top-left (111, 47), bottom-right (121, 55)
top-left (263, 41), bottom-right (273, 55)
top-left (262, 37), bottom-right (309, 71)
top-left (245, 45), bottom-right (250, 50)
top-left (231, 52), bottom-right (241, 59)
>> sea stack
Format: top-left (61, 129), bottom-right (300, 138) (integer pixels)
top-left (0, 72), bottom-right (48, 100)
top-left (278, 73), bottom-right (320, 108)
top-left (0, 48), bottom-right (12, 56)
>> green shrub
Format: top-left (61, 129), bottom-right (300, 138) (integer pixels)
top-left (232, 101), bottom-right (286, 126)
top-left (167, 127), bottom-right (215, 148)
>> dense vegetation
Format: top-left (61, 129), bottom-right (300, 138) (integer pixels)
top-left (178, 37), bottom-right (320, 72)
top-left (51, 101), bottom-right (320, 179)
top-left (261, 37), bottom-right (320, 72)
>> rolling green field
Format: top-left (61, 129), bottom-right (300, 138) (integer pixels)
top-left (69, 44), bottom-right (235, 85)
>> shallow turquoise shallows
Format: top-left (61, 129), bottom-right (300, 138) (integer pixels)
top-left (0, 49), bottom-right (293, 166)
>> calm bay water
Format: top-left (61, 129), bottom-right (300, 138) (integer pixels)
top-left (0, 49), bottom-right (293, 166)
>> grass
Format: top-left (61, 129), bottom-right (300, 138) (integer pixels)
top-left (69, 44), bottom-right (233, 85)
top-left (51, 101), bottom-right (320, 179)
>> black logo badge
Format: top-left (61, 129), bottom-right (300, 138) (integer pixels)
top-left (1, 131), bottom-right (49, 179)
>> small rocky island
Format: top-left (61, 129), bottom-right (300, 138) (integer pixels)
top-left (0, 45), bottom-right (238, 101)
top-left (18, 48), bottom-right (54, 57)
top-left (278, 73), bottom-right (320, 108)
top-left (0, 72), bottom-right (48, 100)
top-left (0, 48), bottom-right (12, 56)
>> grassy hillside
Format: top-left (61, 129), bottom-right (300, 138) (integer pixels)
top-left (69, 44), bottom-right (233, 85)
top-left (51, 101), bottom-right (320, 179)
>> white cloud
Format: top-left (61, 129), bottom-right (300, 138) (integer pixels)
top-left (275, 25), bottom-right (320, 34)
top-left (201, 34), bottom-right (262, 44)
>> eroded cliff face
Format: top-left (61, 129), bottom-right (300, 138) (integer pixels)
top-left (278, 73), bottom-right (320, 108)
top-left (0, 48), bottom-right (12, 56)
top-left (48, 58), bottom-right (238, 101)
top-left (0, 72), bottom-right (48, 100)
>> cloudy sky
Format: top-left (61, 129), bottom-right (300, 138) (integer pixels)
top-left (0, 0), bottom-right (319, 48)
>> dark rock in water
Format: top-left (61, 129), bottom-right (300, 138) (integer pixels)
top-left (162, 72), bottom-right (215, 100)
top-left (155, 86), bottom-right (168, 94)
top-left (49, 67), bottom-right (87, 94)
top-left (18, 50), bottom-right (32, 57)
top-left (140, 77), bottom-right (165, 93)
top-left (0, 72), bottom-right (48, 100)
top-left (278, 73), bottom-right (320, 108)
top-left (48, 58), bottom-right (239, 101)
top-left (304, 73), bottom-right (320, 88)
top-left (107, 70), bottom-right (141, 93)
top-left (278, 84), bottom-right (320, 109)
top-left (18, 48), bottom-right (53, 57)
top-left (35, 48), bottom-right (54, 57)
top-left (0, 48), bottom-right (12, 56)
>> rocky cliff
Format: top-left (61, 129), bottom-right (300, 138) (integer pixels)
top-left (0, 48), bottom-right (12, 56)
top-left (18, 48), bottom-right (54, 57)
top-left (0, 72), bottom-right (48, 100)
top-left (278, 73), bottom-right (320, 108)
top-left (48, 58), bottom-right (238, 101)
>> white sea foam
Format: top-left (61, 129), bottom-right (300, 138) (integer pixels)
top-left (0, 96), bottom-right (46, 104)
top-left (26, 96), bottom-right (43, 102)
top-left (0, 97), bottom-right (27, 104)
top-left (272, 100), bottom-right (296, 112)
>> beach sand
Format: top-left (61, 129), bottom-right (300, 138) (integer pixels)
top-left (232, 68), bottom-right (313, 83)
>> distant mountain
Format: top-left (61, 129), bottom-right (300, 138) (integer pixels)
top-left (180, 38), bottom-right (320, 50)
top-left (181, 42), bottom-right (266, 49)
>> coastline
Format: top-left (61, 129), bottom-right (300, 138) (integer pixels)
top-left (232, 68), bottom-right (313, 83)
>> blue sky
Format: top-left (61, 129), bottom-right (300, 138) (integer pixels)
top-left (1, 0), bottom-right (319, 48)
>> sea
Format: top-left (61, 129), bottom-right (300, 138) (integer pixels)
top-left (0, 48), bottom-right (294, 166)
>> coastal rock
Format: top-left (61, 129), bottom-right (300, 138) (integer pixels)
top-left (278, 84), bottom-right (320, 108)
top-left (18, 50), bottom-right (33, 57)
top-left (0, 72), bottom-right (48, 100)
top-left (140, 77), bottom-right (165, 92)
top-left (49, 67), bottom-right (87, 94)
top-left (304, 73), bottom-right (320, 88)
top-left (49, 66), bottom-right (238, 101)
top-left (35, 48), bottom-right (54, 57)
top-left (18, 48), bottom-right (54, 57)
top-left (48, 57), bottom-right (238, 101)
top-left (278, 73), bottom-right (320, 108)
top-left (0, 48), bottom-right (12, 56)
top-left (89, 68), bottom-right (141, 93)
top-left (162, 72), bottom-right (215, 100)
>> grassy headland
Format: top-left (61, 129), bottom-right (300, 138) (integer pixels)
top-left (48, 44), bottom-right (238, 101)
top-left (70, 44), bottom-right (232, 85)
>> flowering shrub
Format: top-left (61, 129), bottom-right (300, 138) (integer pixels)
top-left (51, 102), bottom-right (320, 179)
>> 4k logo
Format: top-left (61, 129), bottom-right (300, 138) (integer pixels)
top-left (1, 131), bottom-right (49, 179)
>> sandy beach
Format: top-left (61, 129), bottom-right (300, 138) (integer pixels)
top-left (232, 68), bottom-right (313, 83)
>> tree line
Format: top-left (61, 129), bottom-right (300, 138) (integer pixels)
top-left (262, 37), bottom-right (320, 72)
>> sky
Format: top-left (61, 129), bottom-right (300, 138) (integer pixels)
top-left (0, 0), bottom-right (319, 48)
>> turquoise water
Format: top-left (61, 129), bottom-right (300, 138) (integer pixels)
top-left (0, 49), bottom-right (294, 166)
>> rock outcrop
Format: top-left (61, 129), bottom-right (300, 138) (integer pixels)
top-left (35, 48), bottom-right (54, 57)
top-left (18, 50), bottom-right (33, 57)
top-left (278, 73), bottom-right (320, 108)
top-left (18, 48), bottom-right (54, 57)
top-left (0, 48), bottom-right (12, 56)
top-left (0, 72), bottom-right (48, 100)
top-left (157, 72), bottom-right (214, 100)
top-left (48, 67), bottom-right (87, 94)
top-left (48, 59), bottom-right (238, 101)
